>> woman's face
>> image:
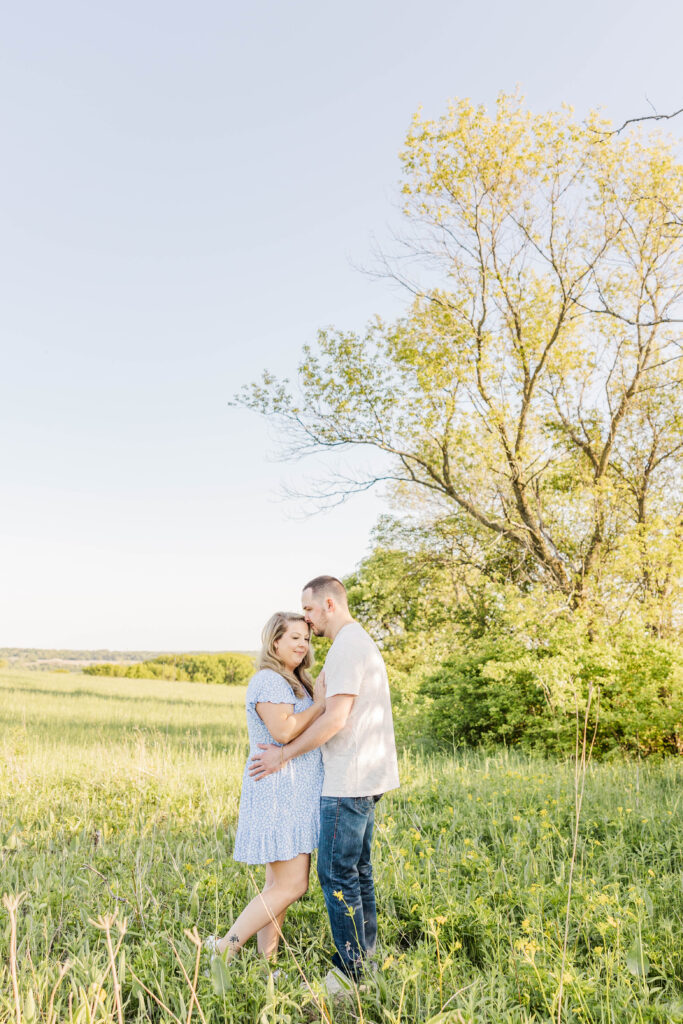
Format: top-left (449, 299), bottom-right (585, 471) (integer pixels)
top-left (274, 621), bottom-right (310, 671)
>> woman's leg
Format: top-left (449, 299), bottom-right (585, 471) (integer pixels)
top-left (256, 864), bottom-right (287, 958)
top-left (217, 853), bottom-right (310, 957)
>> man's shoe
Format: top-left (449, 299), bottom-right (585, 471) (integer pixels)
top-left (323, 967), bottom-right (354, 997)
top-left (323, 967), bottom-right (369, 997)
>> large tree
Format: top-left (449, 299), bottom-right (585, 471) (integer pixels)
top-left (237, 95), bottom-right (683, 625)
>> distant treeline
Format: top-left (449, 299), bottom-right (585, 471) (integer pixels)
top-left (83, 652), bottom-right (255, 685)
top-left (1, 648), bottom-right (164, 665)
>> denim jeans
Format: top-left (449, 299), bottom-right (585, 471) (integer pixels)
top-left (317, 795), bottom-right (381, 977)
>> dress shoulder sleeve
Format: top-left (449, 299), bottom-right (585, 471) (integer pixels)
top-left (247, 669), bottom-right (295, 708)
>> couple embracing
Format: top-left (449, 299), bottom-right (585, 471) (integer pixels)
top-left (204, 575), bottom-right (400, 993)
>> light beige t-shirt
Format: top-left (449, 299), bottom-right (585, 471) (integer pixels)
top-left (321, 621), bottom-right (400, 798)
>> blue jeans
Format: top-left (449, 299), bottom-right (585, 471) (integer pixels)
top-left (317, 795), bottom-right (381, 977)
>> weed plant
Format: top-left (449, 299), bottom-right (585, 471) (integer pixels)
top-left (1, 669), bottom-right (683, 1023)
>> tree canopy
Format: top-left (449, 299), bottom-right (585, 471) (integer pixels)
top-left (238, 95), bottom-right (683, 631)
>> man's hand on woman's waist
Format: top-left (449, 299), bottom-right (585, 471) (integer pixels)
top-left (248, 695), bottom-right (354, 780)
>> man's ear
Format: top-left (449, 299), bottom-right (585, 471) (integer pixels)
top-left (326, 596), bottom-right (335, 612)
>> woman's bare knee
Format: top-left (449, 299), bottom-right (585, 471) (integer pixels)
top-left (269, 853), bottom-right (310, 906)
top-left (293, 875), bottom-right (309, 901)
top-left (286, 866), bottom-right (309, 902)
top-left (270, 876), bottom-right (307, 908)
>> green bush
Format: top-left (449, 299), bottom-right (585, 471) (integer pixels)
top-left (84, 652), bottom-right (255, 685)
top-left (420, 624), bottom-right (683, 757)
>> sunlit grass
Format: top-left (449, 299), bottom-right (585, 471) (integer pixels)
top-left (2, 668), bottom-right (683, 1023)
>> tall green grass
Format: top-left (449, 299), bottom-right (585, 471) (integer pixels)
top-left (2, 668), bottom-right (683, 1023)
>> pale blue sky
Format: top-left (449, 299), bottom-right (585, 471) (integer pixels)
top-left (2, 0), bottom-right (682, 649)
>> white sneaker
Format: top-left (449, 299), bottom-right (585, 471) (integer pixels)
top-left (203, 934), bottom-right (220, 961)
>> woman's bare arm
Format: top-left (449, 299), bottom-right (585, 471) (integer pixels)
top-left (256, 683), bottom-right (325, 745)
top-left (249, 694), bottom-right (354, 780)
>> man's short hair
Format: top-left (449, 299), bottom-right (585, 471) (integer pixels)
top-left (302, 575), bottom-right (348, 604)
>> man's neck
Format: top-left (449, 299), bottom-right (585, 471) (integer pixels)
top-left (327, 615), bottom-right (355, 642)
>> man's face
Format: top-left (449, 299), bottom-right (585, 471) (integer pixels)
top-left (301, 588), bottom-right (329, 637)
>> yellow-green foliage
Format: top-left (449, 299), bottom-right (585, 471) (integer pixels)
top-left (421, 630), bottom-right (683, 757)
top-left (239, 96), bottom-right (683, 627)
top-left (2, 668), bottom-right (683, 1022)
top-left (83, 651), bottom-right (255, 685)
top-left (345, 541), bottom-right (683, 757)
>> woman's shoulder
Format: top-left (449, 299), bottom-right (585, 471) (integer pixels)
top-left (246, 668), bottom-right (295, 700)
top-left (248, 668), bottom-right (287, 686)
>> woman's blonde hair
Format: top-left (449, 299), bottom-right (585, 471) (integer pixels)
top-left (259, 612), bottom-right (314, 699)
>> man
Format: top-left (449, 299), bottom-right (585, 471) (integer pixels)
top-left (249, 574), bottom-right (400, 990)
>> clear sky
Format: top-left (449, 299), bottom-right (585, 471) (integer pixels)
top-left (2, 0), bottom-right (682, 650)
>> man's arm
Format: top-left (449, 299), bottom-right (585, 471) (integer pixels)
top-left (248, 694), bottom-right (354, 780)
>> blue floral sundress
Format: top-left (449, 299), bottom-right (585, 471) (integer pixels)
top-left (233, 669), bottom-right (323, 864)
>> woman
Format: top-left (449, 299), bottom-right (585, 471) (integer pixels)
top-left (205, 612), bottom-right (325, 961)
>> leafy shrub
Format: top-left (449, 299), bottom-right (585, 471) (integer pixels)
top-left (84, 652), bottom-right (255, 685)
top-left (421, 624), bottom-right (683, 756)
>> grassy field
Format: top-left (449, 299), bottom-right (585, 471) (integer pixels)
top-left (2, 668), bottom-right (683, 1024)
